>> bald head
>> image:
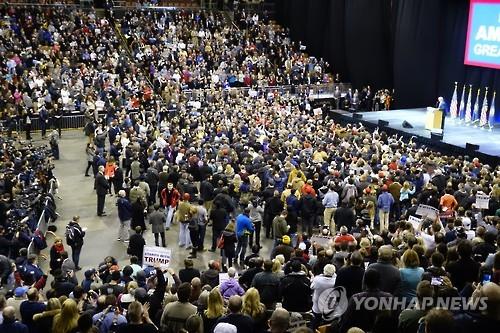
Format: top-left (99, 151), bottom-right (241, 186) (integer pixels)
top-left (2, 306), bottom-right (15, 321)
top-left (227, 295), bottom-right (242, 313)
top-left (481, 282), bottom-right (500, 319)
top-left (268, 308), bottom-right (290, 333)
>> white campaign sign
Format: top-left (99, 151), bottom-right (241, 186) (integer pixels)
top-left (475, 194), bottom-right (490, 209)
top-left (142, 246), bottom-right (172, 270)
top-left (311, 235), bottom-right (334, 247)
top-left (408, 216), bottom-right (422, 231)
top-left (416, 204), bottom-right (439, 219)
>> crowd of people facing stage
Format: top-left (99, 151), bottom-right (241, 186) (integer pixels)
top-left (1, 3), bottom-right (500, 333)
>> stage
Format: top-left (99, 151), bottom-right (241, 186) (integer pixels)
top-left (328, 108), bottom-right (500, 164)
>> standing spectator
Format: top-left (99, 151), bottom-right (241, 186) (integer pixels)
top-left (116, 190), bottom-right (132, 243)
top-left (33, 298), bottom-right (61, 333)
top-left (398, 249), bottom-right (424, 300)
top-left (322, 185), bottom-right (339, 233)
top-left (334, 201), bottom-right (356, 231)
top-left (279, 260), bottom-right (312, 312)
top-left (220, 267), bottom-right (245, 299)
top-left (149, 204), bottom-right (166, 247)
top-left (92, 296), bottom-right (127, 333)
top-left (127, 227), bottom-right (146, 266)
top-left (235, 209), bottom-right (255, 266)
top-left (119, 301), bottom-right (157, 333)
top-left (251, 259), bottom-right (281, 309)
top-left (446, 240), bottom-right (480, 292)
top-left (49, 238), bottom-right (65, 275)
top-left (248, 197), bottom-right (264, 249)
top-left (65, 216), bottom-right (85, 271)
top-left (0, 306), bottom-right (28, 333)
top-left (221, 220), bottom-right (238, 270)
top-left (95, 166), bottom-right (110, 216)
top-left (20, 288), bottom-right (46, 333)
top-left (310, 264), bottom-right (336, 329)
top-left (162, 183), bottom-right (180, 230)
top-left (202, 288), bottom-right (225, 333)
top-left (299, 189), bottom-right (318, 235)
top-left (377, 185), bottom-right (394, 231)
top-left (241, 287), bottom-right (267, 332)
top-left (209, 203), bottom-right (229, 252)
top-left (160, 283), bottom-right (197, 333)
top-left (53, 299), bottom-right (81, 333)
top-left (364, 245), bottom-right (401, 294)
top-left (84, 144), bottom-right (96, 177)
top-left (177, 193), bottom-right (194, 248)
top-left (179, 259), bottom-right (200, 284)
top-left (214, 295), bottom-right (254, 333)
top-left (335, 251), bottom-right (365, 299)
top-left (194, 199), bottom-right (208, 251)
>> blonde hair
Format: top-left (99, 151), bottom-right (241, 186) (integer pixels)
top-left (242, 288), bottom-right (265, 319)
top-left (204, 288), bottom-right (225, 319)
top-left (52, 299), bottom-right (79, 333)
top-left (272, 259), bottom-right (281, 273)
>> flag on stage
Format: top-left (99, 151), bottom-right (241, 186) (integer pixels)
top-left (479, 88), bottom-right (489, 127)
top-left (472, 89), bottom-right (480, 123)
top-left (465, 85), bottom-right (473, 123)
top-left (450, 82), bottom-right (458, 119)
top-left (489, 91), bottom-right (496, 129)
top-left (458, 85), bottom-right (466, 120)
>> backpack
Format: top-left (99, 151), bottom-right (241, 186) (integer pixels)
top-left (65, 223), bottom-right (76, 246)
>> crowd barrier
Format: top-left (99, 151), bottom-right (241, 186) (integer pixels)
top-left (27, 181), bottom-right (57, 257)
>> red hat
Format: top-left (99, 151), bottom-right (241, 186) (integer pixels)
top-left (183, 193), bottom-right (190, 201)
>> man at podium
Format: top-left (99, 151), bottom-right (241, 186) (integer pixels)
top-left (436, 96), bottom-right (449, 114)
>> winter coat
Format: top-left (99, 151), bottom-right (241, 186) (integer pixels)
top-left (117, 197), bottom-right (133, 222)
top-left (219, 278), bottom-right (245, 299)
top-left (149, 210), bottom-right (166, 233)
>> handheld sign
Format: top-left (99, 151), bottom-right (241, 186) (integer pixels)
top-left (416, 204), bottom-right (439, 219)
top-left (475, 194), bottom-right (490, 209)
top-left (142, 246), bottom-right (172, 270)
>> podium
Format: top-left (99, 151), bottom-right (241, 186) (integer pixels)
top-left (425, 107), bottom-right (444, 132)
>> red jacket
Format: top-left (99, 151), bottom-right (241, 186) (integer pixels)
top-left (161, 188), bottom-right (180, 208)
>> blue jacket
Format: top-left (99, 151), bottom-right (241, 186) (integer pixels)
top-left (236, 214), bottom-right (254, 238)
top-left (117, 197), bottom-right (133, 221)
top-left (0, 320), bottom-right (28, 333)
top-left (377, 192), bottom-right (394, 212)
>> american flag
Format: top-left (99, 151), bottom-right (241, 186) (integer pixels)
top-left (458, 85), bottom-right (466, 120)
top-left (450, 83), bottom-right (458, 119)
top-left (489, 91), bottom-right (496, 128)
top-left (465, 86), bottom-right (473, 123)
top-left (479, 89), bottom-right (488, 127)
top-left (472, 89), bottom-right (480, 122)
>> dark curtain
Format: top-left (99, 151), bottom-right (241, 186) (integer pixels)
top-left (273, 0), bottom-right (500, 121)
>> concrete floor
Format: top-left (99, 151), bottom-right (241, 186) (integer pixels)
top-left (36, 129), bottom-right (273, 281)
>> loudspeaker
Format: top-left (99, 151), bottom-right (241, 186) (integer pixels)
top-left (402, 120), bottom-right (413, 128)
top-left (353, 113), bottom-right (363, 119)
top-left (466, 143), bottom-right (480, 151)
top-left (430, 132), bottom-right (443, 141)
top-left (378, 120), bottom-right (389, 127)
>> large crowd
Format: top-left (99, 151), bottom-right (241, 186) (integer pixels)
top-left (1, 4), bottom-right (500, 333)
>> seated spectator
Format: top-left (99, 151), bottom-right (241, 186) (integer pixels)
top-left (311, 264), bottom-right (336, 329)
top-left (241, 287), bottom-right (267, 332)
top-left (219, 267), bottom-right (245, 299)
top-left (421, 252), bottom-right (450, 281)
top-left (334, 226), bottom-right (357, 247)
top-left (118, 301), bottom-right (158, 333)
top-left (55, 299), bottom-right (85, 333)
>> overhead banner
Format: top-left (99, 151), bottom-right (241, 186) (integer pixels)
top-left (142, 246), bottom-right (172, 270)
top-left (464, 0), bottom-right (500, 69)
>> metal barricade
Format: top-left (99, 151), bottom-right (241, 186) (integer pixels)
top-left (27, 181), bottom-right (56, 257)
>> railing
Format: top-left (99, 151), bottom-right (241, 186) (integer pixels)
top-left (181, 83), bottom-right (352, 101)
top-left (27, 181), bottom-right (57, 257)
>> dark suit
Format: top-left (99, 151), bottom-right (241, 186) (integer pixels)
top-left (95, 172), bottom-right (109, 215)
